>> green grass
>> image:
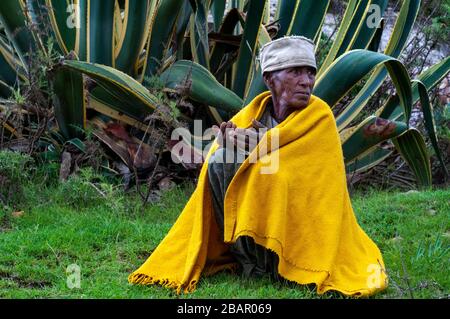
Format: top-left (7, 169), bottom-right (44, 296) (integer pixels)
top-left (0, 162), bottom-right (448, 299)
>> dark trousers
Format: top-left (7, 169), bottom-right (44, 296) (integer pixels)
top-left (207, 147), bottom-right (279, 280)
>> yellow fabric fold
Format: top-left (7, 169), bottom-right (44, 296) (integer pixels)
top-left (128, 91), bottom-right (388, 297)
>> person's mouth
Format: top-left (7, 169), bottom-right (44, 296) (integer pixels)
top-left (294, 92), bottom-right (310, 98)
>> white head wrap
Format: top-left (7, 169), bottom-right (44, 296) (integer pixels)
top-left (259, 36), bottom-right (316, 73)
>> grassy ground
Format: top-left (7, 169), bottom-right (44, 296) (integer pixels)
top-left (0, 163), bottom-right (448, 299)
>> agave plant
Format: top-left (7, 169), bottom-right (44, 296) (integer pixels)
top-left (0, 0), bottom-right (448, 187)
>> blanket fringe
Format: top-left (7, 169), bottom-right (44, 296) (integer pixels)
top-left (128, 273), bottom-right (198, 294)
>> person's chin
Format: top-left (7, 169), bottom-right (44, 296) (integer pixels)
top-left (291, 96), bottom-right (310, 109)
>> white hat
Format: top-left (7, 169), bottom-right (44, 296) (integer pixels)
top-left (259, 36), bottom-right (317, 73)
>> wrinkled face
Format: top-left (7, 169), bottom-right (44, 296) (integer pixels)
top-left (263, 66), bottom-right (316, 110)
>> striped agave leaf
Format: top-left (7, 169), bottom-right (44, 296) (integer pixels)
top-left (367, 17), bottom-right (384, 52)
top-left (26, 0), bottom-right (66, 55)
top-left (207, 7), bottom-right (243, 124)
top-left (30, 0), bottom-right (77, 56)
top-left (314, 50), bottom-right (413, 124)
top-left (286, 0), bottom-right (330, 44)
top-left (0, 36), bottom-right (26, 89)
top-left (174, 0), bottom-right (192, 61)
top-left (335, 0), bottom-right (420, 131)
top-left (209, 8), bottom-right (241, 79)
top-left (160, 59), bottom-right (243, 113)
top-left (347, 0), bottom-right (389, 51)
top-left (114, 0), bottom-right (150, 74)
top-left (62, 60), bottom-right (159, 121)
top-left (379, 56), bottom-right (450, 121)
top-left (211, 0), bottom-right (226, 32)
top-left (392, 128), bottom-right (432, 187)
top-left (333, 0), bottom-right (387, 57)
top-left (261, 0), bottom-right (271, 25)
top-left (48, 65), bottom-right (85, 139)
top-left (143, 0), bottom-right (184, 77)
top-left (341, 116), bottom-right (408, 163)
top-left (0, 0), bottom-right (37, 65)
top-left (189, 0), bottom-right (210, 69)
top-left (232, 0), bottom-right (266, 98)
top-left (88, 0), bottom-right (115, 65)
top-left (343, 55), bottom-right (449, 180)
top-left (317, 0), bottom-right (361, 77)
top-left (345, 145), bottom-right (393, 174)
top-left (414, 79), bottom-right (447, 176)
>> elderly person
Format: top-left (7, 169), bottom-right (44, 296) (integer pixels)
top-left (129, 36), bottom-right (388, 297)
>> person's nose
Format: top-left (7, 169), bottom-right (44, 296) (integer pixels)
top-left (296, 72), bottom-right (312, 88)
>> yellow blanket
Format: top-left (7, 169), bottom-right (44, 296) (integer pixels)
top-left (128, 91), bottom-right (388, 297)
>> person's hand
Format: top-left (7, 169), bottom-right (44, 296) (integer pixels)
top-left (212, 121), bottom-right (237, 149)
top-left (231, 118), bottom-right (268, 154)
top-left (251, 118), bottom-right (267, 130)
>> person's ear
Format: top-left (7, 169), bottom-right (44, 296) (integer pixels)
top-left (263, 72), bottom-right (272, 88)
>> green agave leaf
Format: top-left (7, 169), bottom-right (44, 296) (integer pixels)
top-left (174, 0), bottom-right (192, 60)
top-left (62, 60), bottom-right (158, 122)
top-left (133, 0), bottom-right (159, 79)
top-left (48, 65), bottom-right (85, 140)
top-left (232, 0), bottom-right (266, 98)
top-left (342, 116), bottom-right (407, 163)
top-left (47, 0), bottom-right (77, 54)
top-left (0, 0), bottom-right (36, 65)
top-left (208, 7), bottom-right (242, 123)
top-left (211, 0), bottom-right (226, 32)
top-left (114, 1), bottom-right (123, 49)
top-left (65, 137), bottom-right (86, 153)
top-left (144, 0), bottom-right (184, 77)
top-left (345, 145), bottom-right (393, 174)
top-left (0, 37), bottom-right (25, 86)
top-left (367, 18), bottom-right (384, 52)
top-left (349, 0), bottom-right (388, 50)
top-left (243, 69), bottom-right (266, 105)
top-left (380, 56), bottom-right (450, 120)
top-left (26, 0), bottom-right (65, 54)
top-left (392, 128), bottom-right (432, 188)
top-left (334, 0), bottom-right (420, 130)
top-left (88, 0), bottom-right (115, 65)
top-left (114, 0), bottom-right (150, 74)
top-left (89, 86), bottom-right (151, 124)
top-left (191, 1), bottom-right (231, 124)
top-left (262, 0), bottom-right (271, 25)
top-left (317, 0), bottom-right (359, 76)
top-left (334, 0), bottom-right (370, 57)
top-left (275, 0), bottom-right (297, 38)
top-left (314, 50), bottom-right (412, 125)
top-left (88, 91), bottom-right (149, 132)
top-left (287, 0), bottom-right (330, 41)
top-left (383, 0), bottom-right (420, 58)
top-left (190, 0), bottom-right (210, 69)
top-left (76, 0), bottom-right (88, 60)
top-left (209, 8), bottom-right (240, 78)
top-left (161, 60), bottom-right (243, 112)
top-left (415, 79), bottom-right (448, 176)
